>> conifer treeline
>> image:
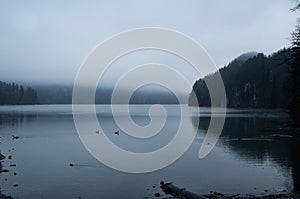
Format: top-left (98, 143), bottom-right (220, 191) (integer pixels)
top-left (0, 81), bottom-right (39, 105)
top-left (291, 2), bottom-right (300, 127)
top-left (189, 49), bottom-right (293, 109)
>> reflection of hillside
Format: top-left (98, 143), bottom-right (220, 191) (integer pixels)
top-left (219, 117), bottom-right (293, 164)
top-left (193, 114), bottom-right (300, 191)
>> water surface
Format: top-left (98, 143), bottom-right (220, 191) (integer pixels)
top-left (0, 105), bottom-right (299, 198)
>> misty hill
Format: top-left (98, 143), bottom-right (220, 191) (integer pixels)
top-left (34, 84), bottom-right (179, 104)
top-left (0, 81), bottom-right (39, 105)
top-left (189, 48), bottom-right (293, 108)
top-left (235, 52), bottom-right (259, 62)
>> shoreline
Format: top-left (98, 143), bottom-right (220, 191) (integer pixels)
top-left (160, 181), bottom-right (300, 199)
top-left (0, 153), bottom-right (13, 199)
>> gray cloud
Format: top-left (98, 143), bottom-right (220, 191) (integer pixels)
top-left (0, 0), bottom-right (297, 84)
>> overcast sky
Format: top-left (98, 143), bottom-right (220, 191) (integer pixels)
top-left (0, 0), bottom-right (297, 85)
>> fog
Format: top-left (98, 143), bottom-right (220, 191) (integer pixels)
top-left (0, 0), bottom-right (297, 85)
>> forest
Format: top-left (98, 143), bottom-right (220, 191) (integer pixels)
top-left (189, 48), bottom-right (293, 109)
top-left (0, 81), bottom-right (39, 105)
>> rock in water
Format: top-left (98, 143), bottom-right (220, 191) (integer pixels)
top-left (1, 169), bottom-right (9, 173)
top-left (12, 135), bottom-right (20, 140)
top-left (0, 153), bottom-right (5, 160)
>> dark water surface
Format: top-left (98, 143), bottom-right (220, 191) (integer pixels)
top-left (0, 105), bottom-right (299, 199)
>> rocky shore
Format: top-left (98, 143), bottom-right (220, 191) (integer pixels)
top-left (0, 152), bottom-right (13, 199)
top-left (159, 181), bottom-right (300, 199)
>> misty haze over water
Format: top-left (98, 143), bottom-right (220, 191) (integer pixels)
top-left (1, 1), bottom-right (300, 199)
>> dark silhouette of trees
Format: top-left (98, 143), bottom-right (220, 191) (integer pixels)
top-left (189, 49), bottom-right (293, 108)
top-left (290, 3), bottom-right (300, 192)
top-left (0, 81), bottom-right (39, 105)
top-left (291, 1), bottom-right (300, 127)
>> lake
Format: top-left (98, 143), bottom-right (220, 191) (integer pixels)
top-left (0, 105), bottom-right (299, 199)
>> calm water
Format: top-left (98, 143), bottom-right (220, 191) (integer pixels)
top-left (0, 105), bottom-right (299, 199)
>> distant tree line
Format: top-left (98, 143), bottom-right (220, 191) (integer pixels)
top-left (0, 81), bottom-right (39, 105)
top-left (34, 85), bottom-right (179, 104)
top-left (189, 49), bottom-right (293, 109)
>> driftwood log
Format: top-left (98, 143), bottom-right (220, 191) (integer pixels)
top-left (160, 181), bottom-right (207, 199)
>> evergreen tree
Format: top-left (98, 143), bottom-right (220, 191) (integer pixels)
top-left (291, 2), bottom-right (300, 127)
top-left (189, 50), bottom-right (293, 109)
top-left (0, 81), bottom-right (39, 105)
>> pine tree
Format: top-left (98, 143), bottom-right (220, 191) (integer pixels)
top-left (291, 2), bottom-right (300, 127)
